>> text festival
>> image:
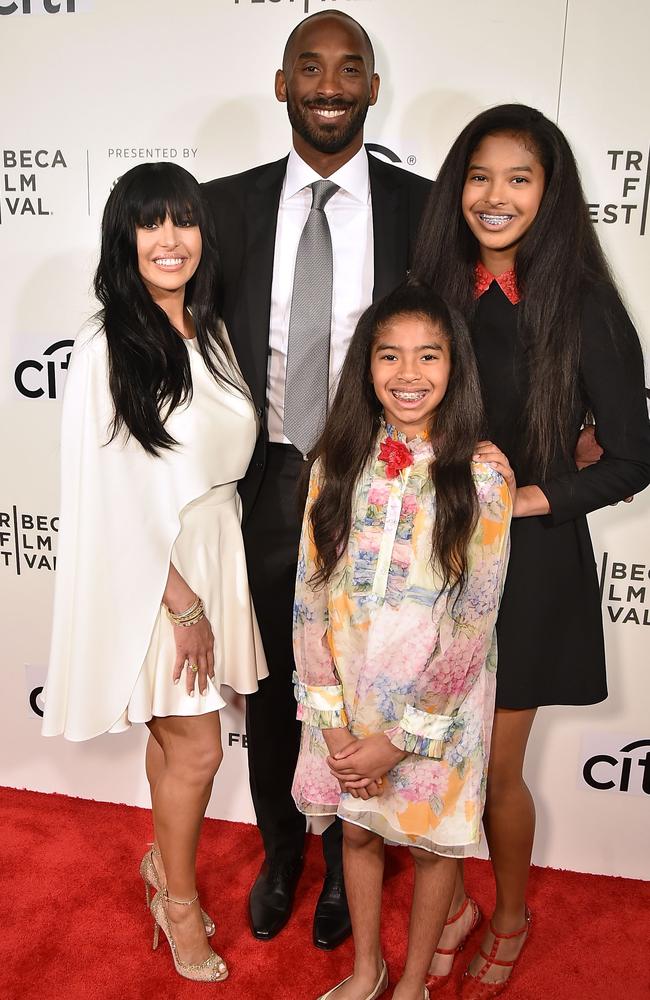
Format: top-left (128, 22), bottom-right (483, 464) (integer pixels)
top-left (599, 553), bottom-right (650, 626)
top-left (0, 509), bottom-right (58, 572)
top-left (1, 149), bottom-right (66, 222)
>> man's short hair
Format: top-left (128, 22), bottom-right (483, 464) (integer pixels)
top-left (282, 11), bottom-right (376, 75)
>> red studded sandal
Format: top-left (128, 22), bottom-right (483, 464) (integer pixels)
top-left (460, 908), bottom-right (532, 999)
top-left (425, 896), bottom-right (482, 991)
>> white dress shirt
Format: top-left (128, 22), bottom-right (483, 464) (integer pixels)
top-left (267, 146), bottom-right (374, 444)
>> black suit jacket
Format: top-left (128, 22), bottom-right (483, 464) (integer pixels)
top-left (202, 150), bottom-right (432, 518)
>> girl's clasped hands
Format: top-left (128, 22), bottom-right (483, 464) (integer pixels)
top-left (324, 730), bottom-right (409, 800)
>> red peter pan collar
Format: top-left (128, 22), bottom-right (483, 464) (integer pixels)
top-left (474, 260), bottom-right (521, 305)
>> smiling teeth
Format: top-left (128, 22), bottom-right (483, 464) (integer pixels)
top-left (479, 214), bottom-right (512, 226)
top-left (315, 109), bottom-right (345, 117)
top-left (393, 390), bottom-right (426, 400)
top-left (154, 258), bottom-right (184, 266)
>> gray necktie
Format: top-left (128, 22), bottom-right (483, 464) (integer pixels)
top-left (283, 179), bottom-right (340, 456)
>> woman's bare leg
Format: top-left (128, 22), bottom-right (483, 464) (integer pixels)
top-left (145, 733), bottom-right (166, 881)
top-left (146, 711), bottom-right (222, 964)
top-left (393, 850), bottom-right (456, 999)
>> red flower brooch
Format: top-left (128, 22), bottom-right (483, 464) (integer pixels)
top-left (378, 437), bottom-right (413, 479)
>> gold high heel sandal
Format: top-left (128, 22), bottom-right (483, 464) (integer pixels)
top-left (316, 959), bottom-right (388, 1000)
top-left (139, 846), bottom-right (215, 936)
top-left (150, 889), bottom-right (228, 983)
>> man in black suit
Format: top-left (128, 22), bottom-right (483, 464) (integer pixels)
top-left (203, 10), bottom-right (431, 949)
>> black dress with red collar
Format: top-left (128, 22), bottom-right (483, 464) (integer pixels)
top-left (472, 264), bottom-right (650, 708)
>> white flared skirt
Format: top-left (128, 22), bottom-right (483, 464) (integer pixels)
top-left (110, 484), bottom-right (267, 731)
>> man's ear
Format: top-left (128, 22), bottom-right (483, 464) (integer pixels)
top-left (275, 69), bottom-right (288, 104)
top-left (369, 73), bottom-right (380, 108)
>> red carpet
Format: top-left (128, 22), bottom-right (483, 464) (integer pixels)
top-left (1, 786), bottom-right (648, 1000)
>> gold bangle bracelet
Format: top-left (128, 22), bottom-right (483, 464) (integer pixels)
top-left (165, 597), bottom-right (205, 627)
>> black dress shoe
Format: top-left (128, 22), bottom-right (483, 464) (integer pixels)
top-left (313, 871), bottom-right (351, 950)
top-left (248, 857), bottom-right (303, 940)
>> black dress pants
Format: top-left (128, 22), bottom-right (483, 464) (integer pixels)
top-left (243, 443), bottom-right (342, 872)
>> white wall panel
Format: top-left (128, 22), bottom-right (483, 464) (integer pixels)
top-left (0, 0), bottom-right (647, 877)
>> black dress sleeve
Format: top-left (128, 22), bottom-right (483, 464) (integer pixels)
top-left (540, 288), bottom-right (650, 524)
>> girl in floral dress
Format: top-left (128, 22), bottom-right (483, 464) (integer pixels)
top-left (292, 283), bottom-right (513, 1000)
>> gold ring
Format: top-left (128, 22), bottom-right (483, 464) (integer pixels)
top-left (188, 663), bottom-right (199, 674)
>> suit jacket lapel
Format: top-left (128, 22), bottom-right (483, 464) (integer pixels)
top-left (239, 157), bottom-right (287, 410)
top-left (369, 153), bottom-right (408, 302)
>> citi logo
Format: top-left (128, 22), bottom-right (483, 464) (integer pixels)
top-left (25, 665), bottom-right (47, 719)
top-left (29, 685), bottom-right (44, 718)
top-left (366, 143), bottom-right (401, 164)
top-left (15, 339), bottom-right (73, 398)
top-left (583, 739), bottom-right (650, 795)
top-left (0, 1), bottom-right (76, 13)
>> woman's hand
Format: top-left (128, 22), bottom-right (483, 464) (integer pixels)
top-left (163, 562), bottom-right (215, 696)
top-left (171, 615), bottom-right (215, 696)
top-left (473, 440), bottom-right (517, 499)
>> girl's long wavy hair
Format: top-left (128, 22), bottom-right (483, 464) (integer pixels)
top-left (412, 103), bottom-right (617, 478)
top-left (309, 282), bottom-right (485, 598)
top-left (94, 161), bottom-right (236, 455)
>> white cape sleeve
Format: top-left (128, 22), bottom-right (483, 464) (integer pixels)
top-left (42, 326), bottom-right (223, 740)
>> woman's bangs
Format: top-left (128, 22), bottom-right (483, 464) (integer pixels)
top-left (133, 169), bottom-right (200, 229)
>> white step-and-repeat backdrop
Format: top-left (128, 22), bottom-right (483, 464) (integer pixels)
top-left (1, 0), bottom-right (648, 880)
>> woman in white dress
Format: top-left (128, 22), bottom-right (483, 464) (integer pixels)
top-left (42, 162), bottom-right (267, 982)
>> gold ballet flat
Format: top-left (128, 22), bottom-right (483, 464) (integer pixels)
top-left (317, 959), bottom-right (388, 1000)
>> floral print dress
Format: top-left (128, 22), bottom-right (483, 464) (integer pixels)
top-left (291, 424), bottom-right (512, 857)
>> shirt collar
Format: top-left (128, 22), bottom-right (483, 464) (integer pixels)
top-left (380, 417), bottom-right (434, 463)
top-left (283, 146), bottom-right (370, 204)
top-left (474, 259), bottom-right (521, 305)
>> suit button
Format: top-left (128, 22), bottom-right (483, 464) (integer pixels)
top-left (256, 406), bottom-right (263, 418)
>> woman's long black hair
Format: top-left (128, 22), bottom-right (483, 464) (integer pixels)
top-left (412, 103), bottom-right (617, 477)
top-left (94, 161), bottom-right (235, 455)
top-left (309, 282), bottom-right (485, 598)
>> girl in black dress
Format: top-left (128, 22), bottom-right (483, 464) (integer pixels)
top-left (412, 104), bottom-right (650, 997)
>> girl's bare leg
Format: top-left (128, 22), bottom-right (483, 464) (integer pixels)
top-left (317, 821), bottom-right (385, 1000)
top-left (466, 707), bottom-right (537, 982)
top-left (392, 849), bottom-right (456, 1000)
top-left (426, 861), bottom-right (472, 975)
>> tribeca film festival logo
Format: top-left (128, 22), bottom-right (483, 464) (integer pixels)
top-left (14, 339), bottom-right (72, 399)
top-left (1, 507), bottom-right (58, 573)
top-left (581, 734), bottom-right (650, 797)
top-left (598, 552), bottom-right (650, 626)
top-left (0, 148), bottom-right (68, 224)
top-left (588, 146), bottom-right (650, 235)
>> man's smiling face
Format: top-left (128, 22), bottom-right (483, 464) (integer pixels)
top-left (276, 14), bottom-right (379, 156)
